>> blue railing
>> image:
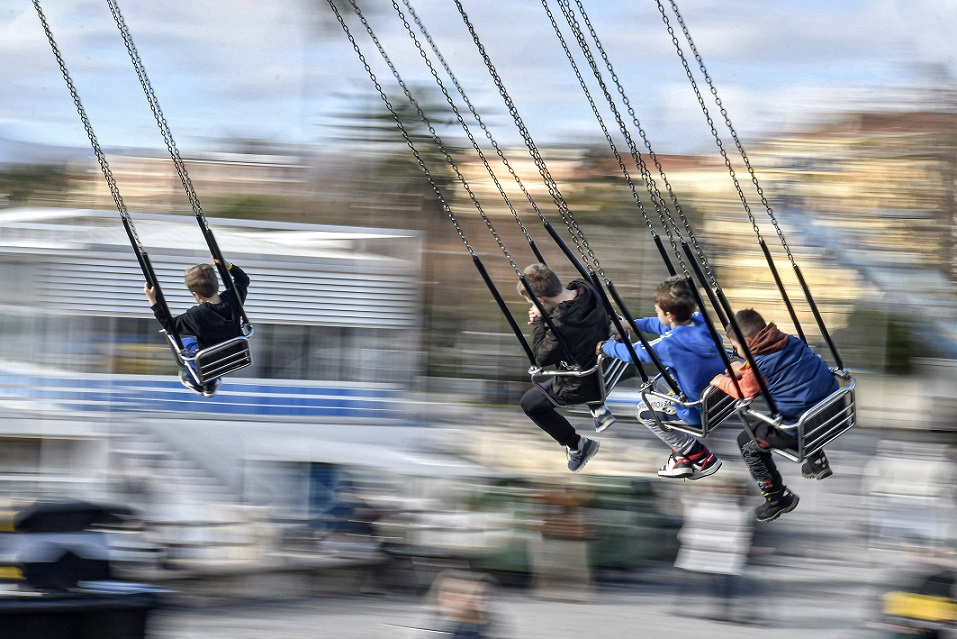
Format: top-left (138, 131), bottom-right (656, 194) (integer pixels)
top-left (0, 370), bottom-right (405, 420)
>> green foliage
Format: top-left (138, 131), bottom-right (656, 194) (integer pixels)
top-left (0, 164), bottom-right (70, 205)
top-left (835, 307), bottom-right (925, 374)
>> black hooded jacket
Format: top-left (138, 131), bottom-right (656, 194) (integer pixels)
top-left (531, 279), bottom-right (609, 403)
top-left (152, 264), bottom-right (250, 350)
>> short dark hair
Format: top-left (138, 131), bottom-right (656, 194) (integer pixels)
top-left (654, 275), bottom-right (695, 322)
top-left (185, 263), bottom-right (219, 298)
top-left (518, 263), bottom-right (563, 299)
top-left (732, 308), bottom-right (767, 339)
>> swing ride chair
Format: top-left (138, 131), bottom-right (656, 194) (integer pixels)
top-left (529, 352), bottom-right (629, 410)
top-left (637, 373), bottom-right (739, 439)
top-left (166, 326), bottom-right (254, 387)
top-left (33, 0), bottom-right (255, 393)
top-left (738, 370), bottom-right (856, 462)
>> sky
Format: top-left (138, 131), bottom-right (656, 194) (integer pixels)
top-left (2, 0), bottom-right (956, 158)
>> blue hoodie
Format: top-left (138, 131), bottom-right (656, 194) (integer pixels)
top-left (602, 312), bottom-right (725, 424)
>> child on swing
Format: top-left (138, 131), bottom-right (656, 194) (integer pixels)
top-left (144, 257), bottom-right (250, 397)
top-left (598, 275), bottom-right (726, 480)
top-left (517, 263), bottom-right (615, 472)
top-left (710, 308), bottom-right (837, 522)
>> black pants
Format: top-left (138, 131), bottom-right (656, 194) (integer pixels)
top-left (736, 419), bottom-right (798, 494)
top-left (520, 380), bottom-right (585, 449)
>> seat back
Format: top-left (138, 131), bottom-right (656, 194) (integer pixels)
top-left (796, 377), bottom-right (856, 459)
top-left (189, 335), bottom-right (253, 384)
top-left (530, 352), bottom-right (625, 408)
top-left (639, 380), bottom-right (741, 438)
top-left (739, 373), bottom-right (856, 462)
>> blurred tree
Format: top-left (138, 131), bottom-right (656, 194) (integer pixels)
top-left (0, 164), bottom-right (70, 206)
top-left (834, 307), bottom-right (929, 375)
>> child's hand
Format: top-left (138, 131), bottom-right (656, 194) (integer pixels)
top-left (527, 305), bottom-right (542, 325)
top-left (144, 282), bottom-right (157, 306)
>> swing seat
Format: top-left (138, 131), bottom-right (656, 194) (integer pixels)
top-left (739, 372), bottom-right (856, 462)
top-left (639, 380), bottom-right (740, 438)
top-left (164, 328), bottom-right (254, 386)
top-left (530, 352), bottom-right (627, 409)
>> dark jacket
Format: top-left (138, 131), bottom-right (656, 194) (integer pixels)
top-left (750, 323), bottom-right (838, 423)
top-left (152, 264), bottom-right (250, 350)
top-left (531, 280), bottom-right (608, 403)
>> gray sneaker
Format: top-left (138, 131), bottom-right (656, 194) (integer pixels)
top-left (590, 404), bottom-right (617, 433)
top-left (566, 437), bottom-right (600, 472)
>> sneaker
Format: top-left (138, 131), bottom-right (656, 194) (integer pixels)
top-left (566, 437), bottom-right (600, 472)
top-left (201, 378), bottom-right (221, 398)
top-left (178, 369), bottom-right (203, 395)
top-left (590, 404), bottom-right (617, 433)
top-left (754, 488), bottom-right (800, 523)
top-left (802, 451), bottom-right (833, 480)
top-left (688, 448), bottom-right (722, 480)
top-left (657, 452), bottom-right (694, 479)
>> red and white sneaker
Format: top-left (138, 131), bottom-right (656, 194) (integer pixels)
top-left (688, 448), bottom-right (722, 480)
top-left (657, 452), bottom-right (694, 479)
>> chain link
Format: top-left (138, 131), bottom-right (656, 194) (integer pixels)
top-left (106, 0), bottom-right (204, 221)
top-left (400, 0), bottom-right (548, 239)
top-left (655, 0), bottom-right (764, 248)
top-left (32, 0), bottom-right (150, 253)
top-left (391, 0), bottom-right (537, 258)
top-left (345, 0), bottom-right (521, 272)
top-left (450, 0), bottom-right (594, 273)
top-left (568, 0), bottom-right (720, 287)
top-left (545, 0), bottom-right (686, 280)
top-left (666, 0), bottom-right (794, 265)
top-left (326, 0), bottom-right (477, 258)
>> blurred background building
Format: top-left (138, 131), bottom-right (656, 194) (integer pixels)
top-left (0, 103), bottom-right (954, 613)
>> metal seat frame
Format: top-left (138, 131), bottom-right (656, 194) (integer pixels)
top-left (638, 377), bottom-right (741, 438)
top-left (165, 327), bottom-right (254, 386)
top-left (529, 352), bottom-right (629, 410)
top-left (737, 372), bottom-right (856, 462)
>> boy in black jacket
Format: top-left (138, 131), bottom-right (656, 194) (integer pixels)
top-left (144, 258), bottom-right (249, 397)
top-left (517, 263), bottom-right (611, 472)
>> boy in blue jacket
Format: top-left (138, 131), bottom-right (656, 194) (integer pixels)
top-left (599, 276), bottom-right (726, 480)
top-left (710, 309), bottom-right (837, 522)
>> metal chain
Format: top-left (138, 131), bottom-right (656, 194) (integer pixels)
top-left (390, 0), bottom-right (537, 253)
top-left (666, 0), bottom-right (795, 266)
top-left (350, 0), bottom-right (523, 271)
top-left (325, 0), bottom-right (477, 257)
top-left (32, 0), bottom-right (138, 242)
top-left (105, 0), bottom-right (205, 222)
top-left (544, 0), bottom-right (686, 279)
top-left (654, 0), bottom-right (764, 247)
top-left (450, 0), bottom-right (594, 272)
top-left (570, 0), bottom-right (720, 289)
top-left (400, 0), bottom-right (548, 233)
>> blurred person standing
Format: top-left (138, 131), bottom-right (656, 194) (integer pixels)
top-left (673, 478), bottom-right (754, 623)
top-left (865, 439), bottom-right (956, 550)
top-left (527, 484), bottom-right (593, 601)
top-left (411, 570), bottom-right (507, 638)
top-left (517, 263), bottom-right (612, 473)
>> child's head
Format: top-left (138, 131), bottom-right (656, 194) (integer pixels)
top-left (654, 275), bottom-right (696, 322)
top-left (517, 263), bottom-right (563, 301)
top-left (732, 308), bottom-right (767, 341)
top-left (185, 263), bottom-right (219, 299)
top-left (726, 308), bottom-right (767, 353)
